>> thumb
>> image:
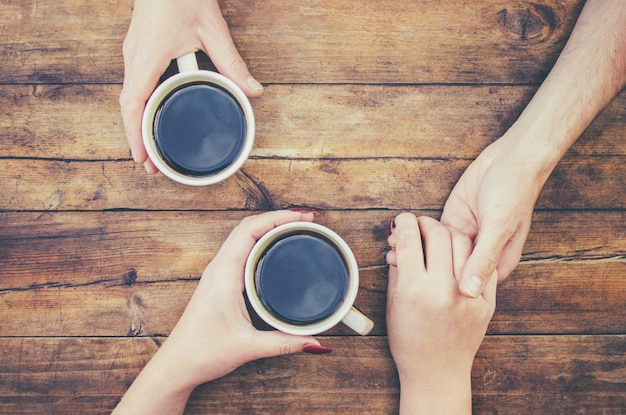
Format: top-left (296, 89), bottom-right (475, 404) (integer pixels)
top-left (200, 20), bottom-right (263, 98)
top-left (460, 224), bottom-right (511, 298)
top-left (210, 42), bottom-right (263, 97)
top-left (252, 331), bottom-right (331, 359)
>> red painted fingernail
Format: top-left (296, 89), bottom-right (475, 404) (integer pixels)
top-left (390, 218), bottom-right (396, 234)
top-left (290, 208), bottom-right (320, 215)
top-left (302, 343), bottom-right (332, 354)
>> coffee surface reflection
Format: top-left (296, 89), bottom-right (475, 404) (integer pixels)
top-left (153, 83), bottom-right (246, 176)
top-left (255, 233), bottom-right (349, 325)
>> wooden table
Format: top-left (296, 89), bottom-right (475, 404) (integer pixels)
top-left (1, 0), bottom-right (625, 413)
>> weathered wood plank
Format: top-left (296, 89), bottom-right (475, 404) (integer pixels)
top-left (0, 0), bottom-right (584, 84)
top-left (0, 156), bottom-right (624, 211)
top-left (1, 210), bottom-right (623, 286)
top-left (0, 85), bottom-right (126, 160)
top-left (0, 211), bottom-right (626, 336)
top-left (226, 0), bottom-right (584, 84)
top-left (2, 1), bottom-right (623, 413)
top-left (1, 261), bottom-right (624, 337)
top-left (2, 84), bottom-right (624, 160)
top-left (0, 336), bottom-right (624, 414)
top-left (1, 210), bottom-right (623, 336)
top-left (493, 261), bottom-right (626, 334)
top-left (472, 335), bottom-right (626, 413)
top-left (0, 0), bottom-right (129, 84)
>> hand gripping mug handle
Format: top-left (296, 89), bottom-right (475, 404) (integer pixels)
top-left (177, 52), bottom-right (199, 73)
top-left (342, 306), bottom-right (374, 336)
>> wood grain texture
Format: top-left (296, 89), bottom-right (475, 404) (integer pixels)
top-left (0, 336), bottom-right (624, 414)
top-left (0, 156), bottom-right (624, 211)
top-left (1, 210), bottom-right (624, 286)
top-left (1, 211), bottom-right (624, 337)
top-left (1, 261), bottom-right (626, 337)
top-left (2, 84), bottom-right (624, 160)
top-left (0, 0), bottom-right (584, 84)
top-left (1, 0), bottom-right (624, 412)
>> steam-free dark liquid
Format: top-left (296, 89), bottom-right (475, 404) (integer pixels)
top-left (153, 83), bottom-right (246, 176)
top-left (255, 233), bottom-right (349, 325)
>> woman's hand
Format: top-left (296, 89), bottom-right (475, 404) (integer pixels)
top-left (112, 210), bottom-right (329, 415)
top-left (120, 0), bottom-right (263, 173)
top-left (386, 213), bottom-right (496, 414)
top-left (440, 134), bottom-right (548, 297)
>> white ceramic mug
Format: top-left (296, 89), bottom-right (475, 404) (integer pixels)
top-left (244, 222), bottom-right (374, 336)
top-left (142, 52), bottom-right (255, 186)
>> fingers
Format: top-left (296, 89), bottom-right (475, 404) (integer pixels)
top-left (416, 216), bottom-right (453, 277)
top-left (119, 45), bottom-right (172, 172)
top-left (481, 269), bottom-right (498, 313)
top-left (449, 227), bottom-right (473, 284)
top-left (494, 226), bottom-right (529, 283)
top-left (120, 0), bottom-right (262, 174)
top-left (392, 213), bottom-right (425, 275)
top-left (390, 214), bottom-right (455, 274)
top-left (458, 218), bottom-right (512, 298)
top-left (386, 248), bottom-right (397, 268)
top-left (199, 4), bottom-right (264, 98)
top-left (214, 210), bottom-right (315, 273)
top-left (386, 265), bottom-right (399, 304)
top-left (251, 331), bottom-right (331, 360)
top-left (386, 219), bottom-right (397, 267)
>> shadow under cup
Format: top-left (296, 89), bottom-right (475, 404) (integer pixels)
top-left (153, 82), bottom-right (246, 177)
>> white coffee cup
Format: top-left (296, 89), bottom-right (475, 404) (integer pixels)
top-left (142, 52), bottom-right (255, 186)
top-left (244, 222), bottom-right (374, 336)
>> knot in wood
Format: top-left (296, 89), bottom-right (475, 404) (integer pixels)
top-left (496, 4), bottom-right (559, 41)
top-left (122, 268), bottom-right (137, 286)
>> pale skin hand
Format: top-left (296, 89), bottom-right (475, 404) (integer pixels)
top-left (120, 0), bottom-right (263, 173)
top-left (111, 211), bottom-right (327, 415)
top-left (386, 213), bottom-right (496, 415)
top-left (442, 0), bottom-right (626, 297)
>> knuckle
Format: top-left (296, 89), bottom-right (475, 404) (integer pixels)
top-left (232, 215), bottom-right (258, 236)
top-left (118, 88), bottom-right (131, 109)
top-left (238, 215), bottom-right (255, 226)
top-left (395, 228), bottom-right (419, 250)
top-left (278, 342), bottom-right (293, 356)
top-left (393, 280), bottom-right (423, 302)
top-left (226, 55), bottom-right (249, 76)
top-left (430, 224), bottom-right (450, 241)
top-left (477, 252), bottom-right (499, 275)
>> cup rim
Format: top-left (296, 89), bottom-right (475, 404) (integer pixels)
top-left (142, 70), bottom-right (255, 186)
top-left (244, 221), bottom-right (360, 336)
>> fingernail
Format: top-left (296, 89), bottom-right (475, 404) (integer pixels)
top-left (464, 275), bottom-right (483, 298)
top-left (390, 218), bottom-right (396, 235)
top-left (290, 208), bottom-right (320, 215)
top-left (247, 76), bottom-right (263, 92)
top-left (302, 343), bottom-right (332, 355)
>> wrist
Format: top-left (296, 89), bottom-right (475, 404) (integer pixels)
top-left (496, 122), bottom-right (564, 185)
top-left (147, 334), bottom-right (208, 392)
top-left (113, 377), bottom-right (194, 415)
top-left (398, 373), bottom-right (472, 415)
top-left (113, 342), bottom-right (199, 415)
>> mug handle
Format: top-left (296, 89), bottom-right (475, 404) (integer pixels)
top-left (177, 52), bottom-right (199, 72)
top-left (341, 306), bottom-right (374, 336)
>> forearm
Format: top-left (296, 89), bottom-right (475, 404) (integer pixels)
top-left (111, 343), bottom-right (197, 415)
top-left (503, 0), bottom-right (626, 178)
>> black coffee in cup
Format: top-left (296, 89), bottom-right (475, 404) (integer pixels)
top-left (254, 232), bottom-right (349, 325)
top-left (153, 82), bottom-right (246, 177)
